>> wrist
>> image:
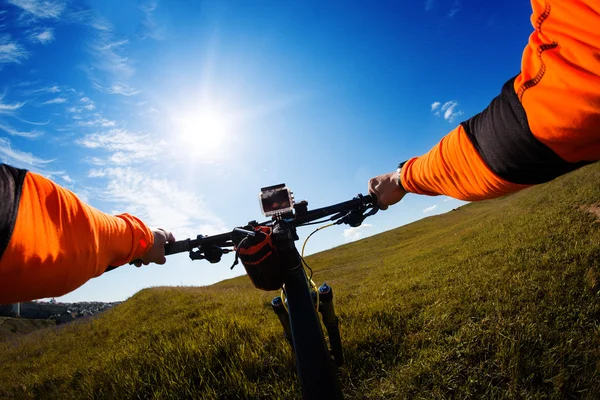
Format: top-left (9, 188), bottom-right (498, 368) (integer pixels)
top-left (396, 161), bottom-right (407, 191)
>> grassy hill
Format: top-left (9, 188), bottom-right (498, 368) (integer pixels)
top-left (1, 163), bottom-right (600, 399)
top-left (0, 318), bottom-right (56, 342)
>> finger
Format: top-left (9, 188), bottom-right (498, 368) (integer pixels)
top-left (134, 261), bottom-right (142, 268)
top-left (369, 189), bottom-right (386, 209)
top-left (143, 261), bottom-right (150, 265)
top-left (368, 177), bottom-right (377, 193)
top-left (156, 256), bottom-right (167, 265)
top-left (157, 228), bottom-right (168, 240)
top-left (167, 231), bottom-right (176, 243)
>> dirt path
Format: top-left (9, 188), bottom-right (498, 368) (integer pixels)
top-left (580, 204), bottom-right (600, 221)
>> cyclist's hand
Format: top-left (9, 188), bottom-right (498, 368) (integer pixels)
top-left (133, 228), bottom-right (176, 267)
top-left (368, 171), bottom-right (407, 210)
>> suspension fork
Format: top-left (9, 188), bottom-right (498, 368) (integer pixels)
top-left (272, 220), bottom-right (343, 400)
top-left (318, 283), bottom-right (344, 366)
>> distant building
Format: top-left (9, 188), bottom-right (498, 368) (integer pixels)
top-left (0, 303), bottom-right (20, 317)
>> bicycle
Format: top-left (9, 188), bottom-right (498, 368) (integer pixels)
top-left (159, 184), bottom-right (379, 399)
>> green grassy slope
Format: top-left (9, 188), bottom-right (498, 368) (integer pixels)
top-left (0, 318), bottom-right (55, 342)
top-left (1, 163), bottom-right (599, 399)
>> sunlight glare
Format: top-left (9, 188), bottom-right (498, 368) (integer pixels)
top-left (173, 106), bottom-right (231, 160)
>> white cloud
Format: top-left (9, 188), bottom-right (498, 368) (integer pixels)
top-left (13, 115), bottom-right (50, 125)
top-left (7, 0), bottom-right (65, 19)
top-left (0, 34), bottom-right (28, 65)
top-left (60, 174), bottom-right (74, 183)
top-left (76, 116), bottom-right (116, 127)
top-left (139, 0), bottom-right (164, 40)
top-left (0, 137), bottom-right (55, 166)
top-left (0, 95), bottom-right (26, 114)
top-left (447, 0), bottom-right (461, 17)
top-left (80, 97), bottom-right (96, 110)
top-left (430, 100), bottom-right (464, 123)
top-left (343, 223), bottom-right (372, 243)
top-left (93, 81), bottom-right (140, 96)
top-left (0, 121), bottom-right (43, 138)
top-left (88, 169), bottom-right (106, 178)
top-left (88, 167), bottom-right (227, 238)
top-left (22, 84), bottom-right (60, 95)
top-left (423, 205), bottom-right (437, 213)
top-left (32, 29), bottom-right (54, 44)
top-left (73, 14), bottom-right (139, 97)
top-left (43, 97), bottom-right (67, 104)
top-left (76, 128), bottom-right (164, 164)
top-left (441, 100), bottom-right (463, 123)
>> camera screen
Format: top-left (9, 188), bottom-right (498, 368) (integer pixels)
top-left (260, 187), bottom-right (293, 215)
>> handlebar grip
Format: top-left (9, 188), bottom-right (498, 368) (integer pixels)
top-left (364, 193), bottom-right (377, 206)
top-left (165, 239), bottom-right (192, 255)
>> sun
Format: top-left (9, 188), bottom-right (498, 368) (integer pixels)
top-left (172, 106), bottom-right (232, 160)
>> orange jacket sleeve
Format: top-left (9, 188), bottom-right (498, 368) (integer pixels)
top-left (0, 167), bottom-right (154, 303)
top-left (401, 0), bottom-right (600, 201)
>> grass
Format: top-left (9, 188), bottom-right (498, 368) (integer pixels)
top-left (0, 318), bottom-right (55, 342)
top-left (1, 162), bottom-right (600, 399)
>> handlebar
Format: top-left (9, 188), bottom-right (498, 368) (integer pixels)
top-left (163, 193), bottom-right (378, 258)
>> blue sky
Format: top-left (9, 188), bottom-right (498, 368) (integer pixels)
top-left (1, 0), bottom-right (533, 302)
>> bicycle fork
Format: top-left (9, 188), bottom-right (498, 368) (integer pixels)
top-left (271, 283), bottom-right (344, 367)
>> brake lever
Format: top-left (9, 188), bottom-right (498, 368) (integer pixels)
top-left (335, 205), bottom-right (379, 227)
top-left (190, 245), bottom-right (231, 263)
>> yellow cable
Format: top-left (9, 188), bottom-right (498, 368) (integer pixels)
top-left (301, 223), bottom-right (335, 258)
top-left (303, 223), bottom-right (335, 313)
top-left (281, 223), bottom-right (336, 313)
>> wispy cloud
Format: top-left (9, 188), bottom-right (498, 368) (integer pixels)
top-left (0, 95), bottom-right (26, 114)
top-left (7, 0), bottom-right (65, 19)
top-left (13, 115), bottom-right (50, 125)
top-left (430, 100), bottom-right (463, 123)
top-left (448, 8), bottom-right (460, 17)
top-left (31, 28), bottom-right (54, 44)
top-left (22, 84), bottom-right (60, 95)
top-left (89, 38), bottom-right (134, 77)
top-left (139, 0), bottom-right (164, 40)
top-left (88, 167), bottom-right (227, 238)
top-left (85, 20), bottom-right (139, 96)
top-left (61, 174), bottom-right (73, 183)
top-left (0, 121), bottom-right (43, 138)
top-left (76, 115), bottom-right (116, 127)
top-left (0, 137), bottom-right (54, 166)
top-left (0, 34), bottom-right (28, 65)
top-left (425, 0), bottom-right (460, 16)
top-left (423, 205), bottom-right (437, 213)
top-left (92, 81), bottom-right (140, 96)
top-left (80, 97), bottom-right (95, 110)
top-left (448, 0), bottom-right (461, 17)
top-left (343, 223), bottom-right (372, 243)
top-left (77, 128), bottom-right (164, 164)
top-left (43, 97), bottom-right (67, 104)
